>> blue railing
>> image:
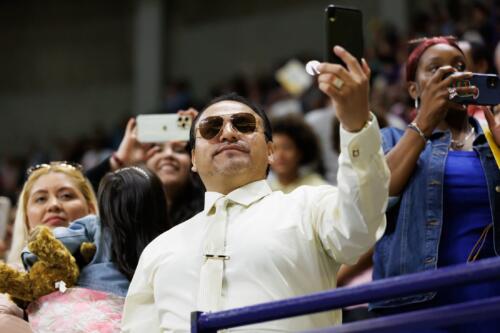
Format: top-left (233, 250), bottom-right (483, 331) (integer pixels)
top-left (191, 256), bottom-right (500, 332)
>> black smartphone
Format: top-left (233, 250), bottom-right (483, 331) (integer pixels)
top-left (451, 73), bottom-right (500, 106)
top-left (325, 5), bottom-right (364, 65)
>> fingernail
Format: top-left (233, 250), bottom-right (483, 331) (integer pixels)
top-left (334, 45), bottom-right (345, 52)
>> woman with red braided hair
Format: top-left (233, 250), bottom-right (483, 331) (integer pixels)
top-left (370, 36), bottom-right (500, 332)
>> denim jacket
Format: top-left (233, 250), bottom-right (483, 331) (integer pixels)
top-left (22, 215), bottom-right (130, 297)
top-left (371, 117), bottom-right (500, 309)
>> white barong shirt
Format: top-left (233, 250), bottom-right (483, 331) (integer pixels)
top-left (122, 117), bottom-right (389, 332)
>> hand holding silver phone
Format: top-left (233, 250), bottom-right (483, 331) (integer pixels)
top-left (137, 114), bottom-right (192, 143)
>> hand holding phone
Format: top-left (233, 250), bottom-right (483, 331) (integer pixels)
top-left (450, 73), bottom-right (500, 106)
top-left (137, 114), bottom-right (192, 143)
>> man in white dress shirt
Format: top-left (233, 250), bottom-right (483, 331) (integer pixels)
top-left (122, 46), bottom-right (390, 332)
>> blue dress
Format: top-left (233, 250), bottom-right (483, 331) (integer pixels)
top-left (423, 151), bottom-right (500, 332)
top-left (431, 151), bottom-right (500, 333)
top-left (377, 151), bottom-right (500, 332)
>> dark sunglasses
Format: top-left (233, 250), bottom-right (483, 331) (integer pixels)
top-left (26, 161), bottom-right (83, 178)
top-left (197, 112), bottom-right (258, 140)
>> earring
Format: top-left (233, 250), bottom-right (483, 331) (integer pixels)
top-left (414, 97), bottom-right (420, 110)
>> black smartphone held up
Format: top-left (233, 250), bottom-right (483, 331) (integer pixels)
top-left (451, 73), bottom-right (500, 106)
top-left (325, 4), bottom-right (364, 65)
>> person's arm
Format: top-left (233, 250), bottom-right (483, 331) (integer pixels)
top-left (21, 216), bottom-right (96, 270)
top-left (0, 294), bottom-right (32, 333)
top-left (0, 313), bottom-right (33, 333)
top-left (337, 248), bottom-right (373, 287)
top-left (85, 118), bottom-right (160, 192)
top-left (323, 117), bottom-right (389, 265)
top-left (385, 129), bottom-right (426, 196)
top-left (315, 47), bottom-right (389, 265)
top-left (121, 252), bottom-right (161, 333)
top-left (0, 294), bottom-right (23, 318)
top-left (386, 67), bottom-right (475, 195)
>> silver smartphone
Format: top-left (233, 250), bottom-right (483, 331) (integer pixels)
top-left (137, 114), bottom-right (192, 143)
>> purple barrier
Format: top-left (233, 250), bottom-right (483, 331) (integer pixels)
top-left (191, 257), bottom-right (500, 332)
top-left (304, 296), bottom-right (500, 333)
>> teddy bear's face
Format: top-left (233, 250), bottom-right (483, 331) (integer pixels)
top-left (26, 172), bottom-right (94, 230)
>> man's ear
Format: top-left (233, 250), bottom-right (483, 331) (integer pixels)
top-left (267, 141), bottom-right (275, 165)
top-left (191, 149), bottom-right (197, 172)
top-left (408, 81), bottom-right (419, 100)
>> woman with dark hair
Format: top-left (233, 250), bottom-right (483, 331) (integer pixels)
top-left (371, 36), bottom-right (500, 332)
top-left (96, 166), bottom-right (171, 281)
top-left (22, 166), bottom-right (170, 332)
top-left (269, 114), bottom-right (328, 193)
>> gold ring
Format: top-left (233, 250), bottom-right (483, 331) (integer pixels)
top-left (333, 77), bottom-right (344, 90)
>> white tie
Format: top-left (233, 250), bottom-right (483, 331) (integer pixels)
top-left (197, 197), bottom-right (230, 312)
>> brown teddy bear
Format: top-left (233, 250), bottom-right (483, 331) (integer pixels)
top-left (0, 226), bottom-right (95, 303)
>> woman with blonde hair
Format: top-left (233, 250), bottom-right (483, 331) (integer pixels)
top-left (7, 162), bottom-right (97, 266)
top-left (0, 162), bottom-right (97, 332)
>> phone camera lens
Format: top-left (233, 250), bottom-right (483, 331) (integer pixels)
top-left (487, 76), bottom-right (498, 88)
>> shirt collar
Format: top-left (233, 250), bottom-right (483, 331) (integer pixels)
top-left (203, 180), bottom-right (273, 216)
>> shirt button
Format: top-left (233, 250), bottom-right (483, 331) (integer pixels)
top-left (496, 186), bottom-right (500, 193)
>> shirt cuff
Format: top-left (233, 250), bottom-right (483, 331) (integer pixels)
top-left (339, 113), bottom-right (382, 161)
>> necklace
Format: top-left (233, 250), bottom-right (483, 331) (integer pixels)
top-left (450, 126), bottom-right (475, 150)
